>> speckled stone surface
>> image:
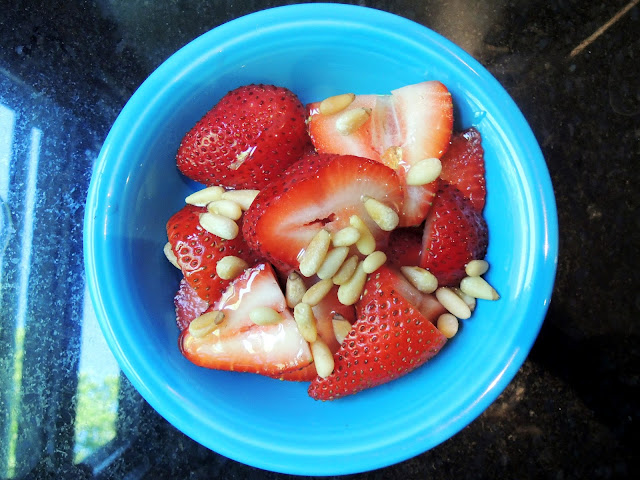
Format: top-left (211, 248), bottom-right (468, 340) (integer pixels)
top-left (0, 1), bottom-right (638, 479)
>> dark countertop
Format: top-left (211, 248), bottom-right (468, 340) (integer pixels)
top-left (0, 1), bottom-right (638, 479)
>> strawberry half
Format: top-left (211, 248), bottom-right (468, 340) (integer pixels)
top-left (439, 127), bottom-right (486, 212)
top-left (419, 183), bottom-right (488, 286)
top-left (384, 227), bottom-right (423, 269)
top-left (174, 279), bottom-right (209, 331)
top-left (180, 263), bottom-right (313, 376)
top-left (166, 205), bottom-right (260, 303)
top-left (176, 84), bottom-right (310, 189)
top-left (242, 154), bottom-right (403, 274)
top-left (308, 266), bottom-right (447, 400)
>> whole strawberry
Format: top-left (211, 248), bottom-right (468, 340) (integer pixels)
top-left (419, 182), bottom-right (488, 286)
top-left (176, 84), bottom-right (310, 189)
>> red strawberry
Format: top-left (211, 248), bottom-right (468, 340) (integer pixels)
top-left (242, 154), bottom-right (403, 274)
top-left (308, 81), bottom-right (453, 226)
top-left (439, 127), bottom-right (486, 211)
top-left (308, 266), bottom-right (447, 400)
top-left (176, 84), bottom-right (310, 189)
top-left (166, 204), bottom-right (260, 303)
top-left (384, 227), bottom-right (423, 268)
top-left (180, 263), bottom-right (313, 376)
top-left (419, 183), bottom-right (488, 286)
top-left (174, 279), bottom-right (209, 331)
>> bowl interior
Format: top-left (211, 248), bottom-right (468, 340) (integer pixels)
top-left (84, 4), bottom-right (557, 475)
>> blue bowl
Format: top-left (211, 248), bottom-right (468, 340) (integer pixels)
top-left (84, 4), bottom-right (558, 475)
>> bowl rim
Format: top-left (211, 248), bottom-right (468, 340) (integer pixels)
top-left (84, 3), bottom-right (558, 475)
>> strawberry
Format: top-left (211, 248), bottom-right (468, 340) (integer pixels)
top-left (308, 266), bottom-right (447, 400)
top-left (384, 227), bottom-right (423, 268)
top-left (174, 279), bottom-right (209, 331)
top-left (166, 204), bottom-right (260, 303)
top-left (242, 154), bottom-right (403, 274)
top-left (176, 84), bottom-right (310, 189)
top-left (419, 182), bottom-right (488, 286)
top-left (180, 263), bottom-right (313, 376)
top-left (308, 81), bottom-right (453, 226)
top-left (439, 127), bottom-right (486, 211)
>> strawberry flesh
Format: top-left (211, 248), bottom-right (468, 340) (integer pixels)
top-left (384, 227), bottom-right (423, 269)
top-left (174, 279), bottom-right (209, 331)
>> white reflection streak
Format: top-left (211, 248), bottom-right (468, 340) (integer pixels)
top-left (16, 127), bottom-right (41, 329)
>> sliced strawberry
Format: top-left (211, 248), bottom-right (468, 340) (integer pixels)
top-left (242, 154), bottom-right (403, 274)
top-left (308, 266), bottom-right (447, 400)
top-left (419, 183), bottom-right (488, 286)
top-left (166, 205), bottom-right (260, 303)
top-left (385, 227), bottom-right (423, 268)
top-left (180, 263), bottom-right (313, 376)
top-left (439, 127), bottom-right (486, 211)
top-left (312, 285), bottom-right (356, 353)
top-left (176, 84), bottom-right (310, 189)
top-left (174, 279), bottom-right (209, 331)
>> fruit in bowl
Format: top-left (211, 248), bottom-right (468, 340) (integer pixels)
top-left (84, 4), bottom-right (557, 475)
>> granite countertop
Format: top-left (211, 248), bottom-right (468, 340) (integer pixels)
top-left (0, 1), bottom-right (638, 479)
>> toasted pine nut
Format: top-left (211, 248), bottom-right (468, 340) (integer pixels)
top-left (249, 306), bottom-right (282, 326)
top-left (207, 199), bottom-right (242, 220)
top-left (332, 226), bottom-right (361, 247)
top-left (216, 255), bottom-right (248, 280)
top-left (381, 146), bottom-right (402, 169)
top-left (406, 157), bottom-right (442, 186)
top-left (317, 246), bottom-right (350, 280)
top-left (298, 229), bottom-right (331, 277)
top-left (349, 215), bottom-right (376, 255)
top-left (311, 339), bottom-right (335, 378)
top-left (337, 261), bottom-right (367, 305)
top-left (301, 278), bottom-right (334, 307)
top-left (185, 186), bottom-right (225, 206)
top-left (332, 255), bottom-right (359, 285)
top-left (293, 302), bottom-right (318, 343)
top-left (400, 266), bottom-right (438, 293)
top-left (460, 276), bottom-right (500, 300)
top-left (189, 310), bottom-right (224, 338)
top-left (285, 271), bottom-right (307, 308)
top-left (319, 93), bottom-right (356, 115)
top-left (465, 259), bottom-right (489, 277)
top-left (221, 189), bottom-right (260, 210)
top-left (362, 251), bottom-right (387, 274)
top-left (437, 313), bottom-right (459, 338)
top-left (332, 314), bottom-right (352, 345)
top-left (435, 287), bottom-right (471, 319)
top-left (335, 108), bottom-right (370, 135)
top-left (199, 212), bottom-right (239, 240)
top-left (163, 242), bottom-right (180, 269)
top-left (363, 197), bottom-right (399, 231)
top-left (452, 287), bottom-right (476, 312)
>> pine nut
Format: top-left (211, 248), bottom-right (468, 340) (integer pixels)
top-left (437, 313), bottom-right (459, 338)
top-left (337, 262), bottom-right (367, 305)
top-left (452, 287), bottom-right (476, 312)
top-left (332, 226), bottom-right (361, 247)
top-left (332, 314), bottom-right (352, 345)
top-left (465, 259), bottom-right (489, 277)
top-left (189, 310), bottom-right (224, 338)
top-left (215, 255), bottom-right (248, 280)
top-left (381, 146), bottom-right (402, 169)
top-left (400, 266), bottom-right (438, 294)
top-left (362, 251), bottom-right (387, 274)
top-left (285, 271), bottom-right (307, 308)
top-left (221, 189), bottom-right (260, 210)
top-left (163, 242), bottom-right (180, 269)
top-left (293, 302), bottom-right (318, 343)
top-left (317, 246), bottom-right (350, 280)
top-left (301, 278), bottom-right (334, 307)
top-left (460, 276), bottom-right (500, 300)
top-left (185, 186), bottom-right (225, 206)
top-left (207, 199), bottom-right (242, 220)
top-left (249, 306), bottom-right (282, 326)
top-left (406, 157), bottom-right (442, 186)
top-left (311, 339), bottom-right (335, 378)
top-left (319, 93), bottom-right (356, 115)
top-left (363, 197), bottom-right (399, 231)
top-left (199, 212), bottom-right (239, 240)
top-left (349, 215), bottom-right (376, 255)
top-left (332, 255), bottom-right (359, 285)
top-left (435, 287), bottom-right (471, 319)
top-left (298, 229), bottom-right (331, 277)
top-left (335, 108), bottom-right (370, 135)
